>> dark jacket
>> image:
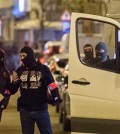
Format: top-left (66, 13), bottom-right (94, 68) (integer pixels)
top-left (10, 62), bottom-right (59, 111)
top-left (0, 67), bottom-right (11, 97)
top-left (0, 67), bottom-right (11, 110)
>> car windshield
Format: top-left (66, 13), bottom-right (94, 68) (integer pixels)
top-left (57, 59), bottom-right (68, 68)
top-left (34, 53), bottom-right (42, 59)
top-left (52, 46), bottom-right (61, 54)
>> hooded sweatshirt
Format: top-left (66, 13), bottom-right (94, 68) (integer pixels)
top-left (10, 46), bottom-right (59, 111)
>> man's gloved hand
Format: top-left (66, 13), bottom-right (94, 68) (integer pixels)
top-left (52, 97), bottom-right (62, 106)
top-left (47, 95), bottom-right (62, 106)
top-left (47, 86), bottom-right (62, 106)
top-left (0, 96), bottom-right (10, 110)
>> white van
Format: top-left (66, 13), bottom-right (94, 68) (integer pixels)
top-left (66, 13), bottom-right (120, 133)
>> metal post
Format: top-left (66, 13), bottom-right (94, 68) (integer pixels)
top-left (40, 0), bottom-right (44, 47)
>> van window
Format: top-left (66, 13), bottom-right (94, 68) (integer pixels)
top-left (76, 18), bottom-right (118, 72)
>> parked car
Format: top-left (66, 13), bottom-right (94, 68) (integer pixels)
top-left (48, 53), bottom-right (69, 78)
top-left (43, 41), bottom-right (64, 62)
top-left (47, 54), bottom-right (68, 114)
top-left (33, 49), bottom-right (46, 64)
top-left (55, 63), bottom-right (70, 131)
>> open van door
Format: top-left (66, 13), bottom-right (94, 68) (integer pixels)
top-left (69, 13), bottom-right (120, 133)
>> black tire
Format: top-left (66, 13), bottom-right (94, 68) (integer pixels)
top-left (63, 112), bottom-right (71, 131)
top-left (55, 103), bottom-right (59, 113)
top-left (63, 92), bottom-right (71, 131)
top-left (59, 103), bottom-right (63, 123)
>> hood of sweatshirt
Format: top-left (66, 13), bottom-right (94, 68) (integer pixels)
top-left (20, 46), bottom-right (36, 69)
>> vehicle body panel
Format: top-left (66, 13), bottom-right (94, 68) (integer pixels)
top-left (69, 12), bottom-right (120, 133)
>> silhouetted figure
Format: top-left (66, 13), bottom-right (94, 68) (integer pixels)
top-left (82, 44), bottom-right (95, 65)
top-left (95, 42), bottom-right (109, 63)
top-left (0, 48), bottom-right (11, 121)
top-left (94, 42), bottom-right (114, 70)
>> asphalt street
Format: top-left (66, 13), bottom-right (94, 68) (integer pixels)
top-left (0, 93), bottom-right (70, 134)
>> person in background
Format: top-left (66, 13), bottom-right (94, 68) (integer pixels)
top-left (94, 42), bottom-right (111, 69)
top-left (95, 42), bottom-right (109, 63)
top-left (9, 46), bottom-right (62, 134)
top-left (32, 42), bottom-right (38, 49)
top-left (82, 44), bottom-right (95, 65)
top-left (0, 48), bottom-right (11, 121)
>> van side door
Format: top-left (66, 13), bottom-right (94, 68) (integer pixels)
top-left (69, 13), bottom-right (120, 133)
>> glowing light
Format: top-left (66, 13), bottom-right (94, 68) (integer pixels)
top-left (19, 0), bottom-right (25, 12)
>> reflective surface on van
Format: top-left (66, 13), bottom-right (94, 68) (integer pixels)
top-left (76, 19), bottom-right (119, 72)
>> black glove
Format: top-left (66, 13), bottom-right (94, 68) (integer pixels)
top-left (0, 96), bottom-right (10, 110)
top-left (52, 97), bottom-right (62, 106)
top-left (47, 96), bottom-right (62, 106)
top-left (48, 87), bottom-right (62, 106)
top-left (47, 96), bottom-right (54, 106)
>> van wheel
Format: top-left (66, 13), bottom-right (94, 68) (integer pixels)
top-left (56, 103), bottom-right (59, 113)
top-left (63, 112), bottom-right (71, 131)
top-left (59, 104), bottom-right (63, 123)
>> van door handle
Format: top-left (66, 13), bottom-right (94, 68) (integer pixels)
top-left (72, 78), bottom-right (90, 85)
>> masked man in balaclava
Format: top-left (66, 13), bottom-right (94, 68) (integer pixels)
top-left (94, 42), bottom-right (111, 69)
top-left (95, 42), bottom-right (109, 63)
top-left (95, 41), bottom-right (118, 71)
top-left (9, 46), bottom-right (62, 134)
top-left (83, 44), bottom-right (95, 65)
top-left (0, 48), bottom-right (11, 121)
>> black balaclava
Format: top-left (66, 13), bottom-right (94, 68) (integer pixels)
top-left (0, 48), bottom-right (5, 67)
top-left (20, 46), bottom-right (36, 68)
top-left (84, 44), bottom-right (93, 59)
top-left (95, 42), bottom-right (107, 62)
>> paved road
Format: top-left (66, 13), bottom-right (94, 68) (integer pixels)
top-left (0, 104), bottom-right (70, 134)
